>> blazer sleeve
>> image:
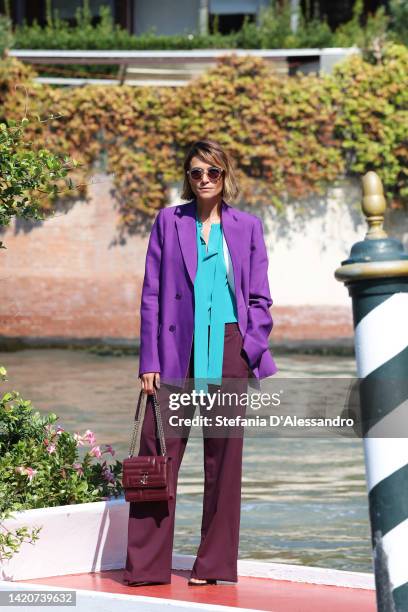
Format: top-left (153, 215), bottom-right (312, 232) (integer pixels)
top-left (242, 217), bottom-right (274, 369)
top-left (138, 209), bottom-right (164, 377)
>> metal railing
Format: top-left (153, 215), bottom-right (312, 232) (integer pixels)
top-left (9, 48), bottom-right (360, 86)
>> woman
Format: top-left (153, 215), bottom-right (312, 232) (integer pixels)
top-left (124, 138), bottom-right (278, 587)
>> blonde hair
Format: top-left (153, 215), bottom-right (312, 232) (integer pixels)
top-left (181, 139), bottom-right (240, 203)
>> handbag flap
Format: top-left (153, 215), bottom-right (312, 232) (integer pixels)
top-left (123, 455), bottom-right (171, 489)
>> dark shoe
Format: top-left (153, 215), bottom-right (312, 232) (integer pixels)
top-left (188, 578), bottom-right (217, 586)
top-left (127, 580), bottom-right (168, 586)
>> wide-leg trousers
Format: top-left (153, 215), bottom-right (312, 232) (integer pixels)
top-left (123, 322), bottom-right (250, 584)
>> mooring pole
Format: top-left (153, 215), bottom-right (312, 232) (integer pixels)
top-left (335, 171), bottom-right (408, 611)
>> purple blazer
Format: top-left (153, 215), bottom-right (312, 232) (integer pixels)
top-left (139, 198), bottom-right (278, 385)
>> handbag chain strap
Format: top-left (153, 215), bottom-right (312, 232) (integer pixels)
top-left (128, 387), bottom-right (167, 458)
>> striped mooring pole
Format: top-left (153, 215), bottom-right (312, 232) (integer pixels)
top-left (335, 171), bottom-right (408, 611)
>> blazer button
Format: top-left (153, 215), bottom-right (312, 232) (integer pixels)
top-left (175, 293), bottom-right (181, 299)
top-left (169, 325), bottom-right (176, 332)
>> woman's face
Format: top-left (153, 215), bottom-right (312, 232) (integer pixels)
top-left (188, 156), bottom-right (224, 201)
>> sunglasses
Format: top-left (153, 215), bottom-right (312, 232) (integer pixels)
top-left (187, 166), bottom-right (224, 181)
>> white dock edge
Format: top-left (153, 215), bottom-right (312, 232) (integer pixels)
top-left (0, 555), bottom-right (375, 612)
top-left (172, 554), bottom-right (375, 590)
top-left (0, 498), bottom-right (375, 589)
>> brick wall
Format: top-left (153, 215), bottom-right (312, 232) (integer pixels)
top-left (0, 173), bottom-right (365, 345)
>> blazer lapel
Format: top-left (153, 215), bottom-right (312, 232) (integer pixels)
top-left (175, 197), bottom-right (242, 294)
top-left (174, 200), bottom-right (197, 287)
top-left (220, 200), bottom-right (241, 298)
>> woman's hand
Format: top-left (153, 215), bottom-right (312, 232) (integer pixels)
top-left (140, 372), bottom-right (160, 394)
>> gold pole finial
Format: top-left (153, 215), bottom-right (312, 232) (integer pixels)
top-left (361, 171), bottom-right (387, 240)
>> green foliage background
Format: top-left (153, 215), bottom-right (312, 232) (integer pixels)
top-left (2, 0), bottom-right (406, 81)
top-left (7, 0), bottom-right (408, 51)
top-left (0, 42), bottom-right (406, 234)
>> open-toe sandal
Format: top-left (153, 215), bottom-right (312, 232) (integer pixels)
top-left (188, 578), bottom-right (217, 586)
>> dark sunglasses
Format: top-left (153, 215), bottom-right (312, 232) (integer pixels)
top-left (187, 166), bottom-right (223, 181)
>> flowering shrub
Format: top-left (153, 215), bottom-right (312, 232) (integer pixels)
top-left (0, 41), bottom-right (406, 235)
top-left (0, 366), bottom-right (124, 561)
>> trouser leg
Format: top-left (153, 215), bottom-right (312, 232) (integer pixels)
top-left (190, 323), bottom-right (249, 582)
top-left (123, 357), bottom-right (195, 584)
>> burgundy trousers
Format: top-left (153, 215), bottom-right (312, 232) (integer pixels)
top-left (123, 322), bottom-right (250, 584)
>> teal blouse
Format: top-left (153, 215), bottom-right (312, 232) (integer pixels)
top-left (193, 215), bottom-right (238, 392)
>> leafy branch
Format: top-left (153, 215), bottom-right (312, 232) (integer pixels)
top-left (0, 116), bottom-right (83, 249)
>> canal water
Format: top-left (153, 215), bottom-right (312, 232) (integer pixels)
top-left (0, 349), bottom-right (372, 573)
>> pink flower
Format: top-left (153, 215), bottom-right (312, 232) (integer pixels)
top-left (102, 444), bottom-right (115, 457)
top-left (46, 443), bottom-right (56, 454)
top-left (25, 467), bottom-right (37, 481)
top-left (83, 430), bottom-right (96, 446)
top-left (74, 429), bottom-right (96, 447)
top-left (73, 432), bottom-right (85, 446)
top-left (15, 466), bottom-right (37, 481)
top-left (44, 424), bottom-right (64, 444)
top-left (89, 445), bottom-right (102, 458)
top-left (73, 462), bottom-right (84, 476)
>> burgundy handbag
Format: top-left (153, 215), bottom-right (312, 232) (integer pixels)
top-left (122, 387), bottom-right (174, 503)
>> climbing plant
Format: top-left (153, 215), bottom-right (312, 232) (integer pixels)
top-left (0, 42), bottom-right (405, 237)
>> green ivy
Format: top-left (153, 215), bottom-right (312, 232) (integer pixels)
top-left (0, 42), bottom-right (406, 236)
